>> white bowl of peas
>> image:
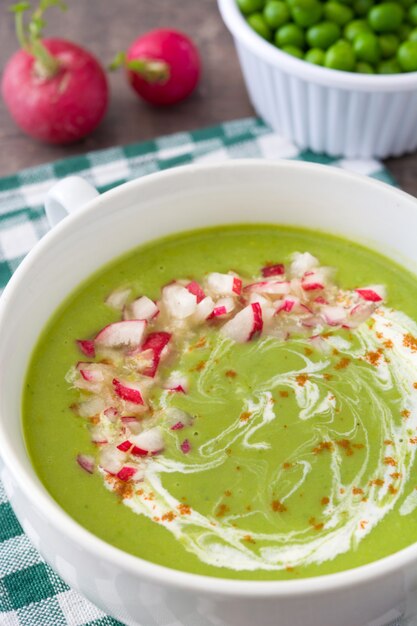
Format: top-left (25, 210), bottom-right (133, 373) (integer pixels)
top-left (218, 0), bottom-right (417, 157)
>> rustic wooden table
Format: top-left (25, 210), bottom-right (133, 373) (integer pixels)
top-left (0, 0), bottom-right (416, 193)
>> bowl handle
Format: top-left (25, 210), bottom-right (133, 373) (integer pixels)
top-left (45, 176), bottom-right (99, 228)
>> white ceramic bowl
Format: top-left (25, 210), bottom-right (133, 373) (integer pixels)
top-left (218, 0), bottom-right (417, 159)
top-left (2, 161), bottom-right (417, 626)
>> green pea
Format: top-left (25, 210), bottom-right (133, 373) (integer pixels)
top-left (237, 0), bottom-right (266, 14)
top-left (247, 13), bottom-right (273, 40)
top-left (356, 61), bottom-right (375, 72)
top-left (307, 21), bottom-right (341, 49)
top-left (353, 32), bottom-right (381, 63)
top-left (344, 19), bottom-right (372, 42)
top-left (368, 3), bottom-right (404, 33)
top-left (409, 5), bottom-right (417, 26)
top-left (290, 0), bottom-right (323, 27)
top-left (398, 23), bottom-right (412, 41)
top-left (275, 22), bottom-right (305, 47)
top-left (377, 57), bottom-right (402, 72)
top-left (325, 40), bottom-right (356, 70)
top-left (324, 1), bottom-right (354, 25)
top-left (353, 0), bottom-right (373, 17)
top-left (305, 47), bottom-right (326, 63)
top-left (282, 44), bottom-right (304, 57)
top-left (263, 1), bottom-right (291, 27)
top-left (397, 40), bottom-right (417, 70)
top-left (409, 27), bottom-right (417, 42)
top-left (379, 33), bottom-right (400, 58)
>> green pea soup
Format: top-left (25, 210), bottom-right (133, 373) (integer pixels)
top-left (23, 224), bottom-right (417, 580)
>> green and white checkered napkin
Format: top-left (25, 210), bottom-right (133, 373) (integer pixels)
top-left (0, 117), bottom-right (402, 626)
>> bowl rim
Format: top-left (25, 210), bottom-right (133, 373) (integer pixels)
top-left (3, 159), bottom-right (417, 598)
top-left (218, 0), bottom-right (417, 91)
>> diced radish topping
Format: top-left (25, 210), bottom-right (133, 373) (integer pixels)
top-left (186, 281), bottom-right (206, 303)
top-left (165, 407), bottom-right (193, 429)
top-left (290, 252), bottom-right (319, 277)
top-left (206, 273), bottom-right (242, 297)
top-left (75, 396), bottom-right (106, 418)
top-left (116, 466), bottom-right (137, 482)
top-left (140, 331), bottom-right (171, 377)
top-left (244, 281), bottom-right (291, 296)
top-left (113, 378), bottom-right (144, 404)
top-left (233, 277), bottom-right (242, 295)
top-left (261, 263), bottom-right (285, 277)
top-left (276, 297), bottom-right (297, 313)
top-left (301, 268), bottom-right (330, 292)
top-left (76, 454), bottom-right (95, 474)
top-left (117, 440), bottom-right (132, 452)
top-left (76, 362), bottom-right (105, 383)
top-left (130, 427), bottom-right (164, 455)
top-left (68, 251), bottom-right (390, 495)
top-left (180, 439), bottom-right (191, 454)
top-left (162, 284), bottom-right (197, 319)
top-left (163, 371), bottom-right (188, 393)
top-left (76, 339), bottom-right (95, 358)
top-left (99, 446), bottom-right (126, 474)
top-left (221, 302), bottom-right (263, 343)
top-left (121, 415), bottom-right (139, 424)
top-left (95, 320), bottom-right (146, 351)
top-left (355, 285), bottom-right (385, 302)
top-left (103, 407), bottom-right (118, 420)
top-left (321, 306), bottom-right (347, 327)
top-left (125, 296), bottom-right (159, 321)
top-left (105, 287), bottom-right (131, 311)
top-left (192, 296), bottom-right (215, 323)
top-left (209, 306), bottom-right (227, 318)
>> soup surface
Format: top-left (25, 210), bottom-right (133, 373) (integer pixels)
top-left (23, 224), bottom-right (417, 580)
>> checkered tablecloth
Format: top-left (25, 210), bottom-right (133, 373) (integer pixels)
top-left (0, 118), bottom-right (403, 626)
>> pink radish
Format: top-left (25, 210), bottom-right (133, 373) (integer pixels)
top-left (117, 440), bottom-right (132, 452)
top-left (2, 2), bottom-right (108, 144)
top-left (76, 454), bottom-right (95, 474)
top-left (206, 273), bottom-right (242, 296)
top-left (103, 407), bottom-right (118, 420)
top-left (105, 288), bottom-right (131, 311)
top-left (221, 303), bottom-right (263, 343)
top-left (74, 396), bottom-right (106, 418)
top-left (301, 269), bottom-right (330, 291)
top-left (95, 320), bottom-right (146, 351)
top-left (124, 296), bottom-right (159, 321)
top-left (186, 281), bottom-right (206, 303)
top-left (112, 29), bottom-right (200, 106)
top-left (290, 252), bottom-right (319, 277)
top-left (99, 446), bottom-right (126, 475)
top-left (321, 306), bottom-right (348, 327)
top-left (116, 466), bottom-right (138, 482)
top-left (163, 371), bottom-right (188, 393)
top-left (140, 331), bottom-right (171, 377)
top-left (76, 339), bottom-right (95, 358)
top-left (112, 379), bottom-right (144, 405)
top-left (208, 297), bottom-right (235, 319)
top-left (244, 280), bottom-right (291, 296)
top-left (162, 284), bottom-right (197, 319)
top-left (171, 422), bottom-right (184, 431)
top-left (276, 298), bottom-right (295, 313)
top-left (180, 439), bottom-right (191, 454)
top-left (130, 427), bottom-right (164, 456)
top-left (355, 286), bottom-right (385, 302)
top-left (192, 296), bottom-right (215, 324)
top-left (261, 264), bottom-right (285, 277)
